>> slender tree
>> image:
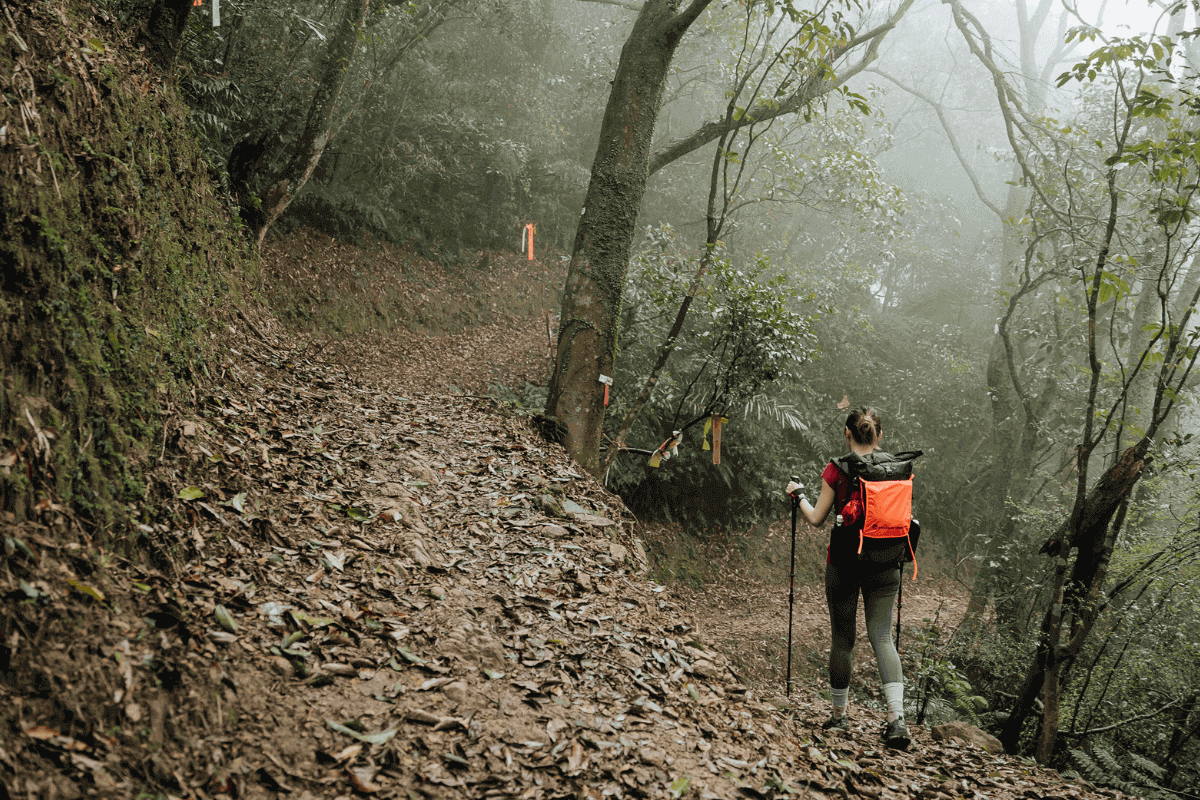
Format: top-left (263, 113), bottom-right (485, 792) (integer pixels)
top-left (939, 0), bottom-right (1200, 758)
top-left (238, 0), bottom-right (371, 246)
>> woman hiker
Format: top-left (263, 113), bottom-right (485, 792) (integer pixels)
top-left (785, 406), bottom-right (912, 750)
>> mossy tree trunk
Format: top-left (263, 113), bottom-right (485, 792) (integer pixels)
top-left (544, 0), bottom-right (711, 474)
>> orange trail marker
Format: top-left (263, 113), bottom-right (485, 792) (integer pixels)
top-left (521, 223), bottom-right (536, 260)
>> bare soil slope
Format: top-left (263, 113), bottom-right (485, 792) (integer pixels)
top-left (1, 235), bottom-right (1119, 800)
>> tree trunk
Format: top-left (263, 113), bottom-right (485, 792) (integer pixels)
top-left (1035, 551), bottom-right (1067, 763)
top-left (247, 0), bottom-right (370, 247)
top-left (965, 204), bottom-right (1052, 629)
top-left (964, 303), bottom-right (1023, 622)
top-left (1164, 691), bottom-right (1200, 788)
top-left (954, 0), bottom-right (1070, 628)
top-left (546, 0), bottom-right (916, 471)
top-left (544, 0), bottom-right (710, 474)
top-left (1000, 440), bottom-right (1150, 753)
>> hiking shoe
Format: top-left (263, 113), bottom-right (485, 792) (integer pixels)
top-left (821, 713), bottom-right (850, 732)
top-left (883, 718), bottom-right (911, 750)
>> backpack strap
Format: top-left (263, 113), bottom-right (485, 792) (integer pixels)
top-left (905, 519), bottom-right (921, 580)
top-left (828, 456), bottom-right (855, 511)
top-left (830, 453), bottom-right (856, 477)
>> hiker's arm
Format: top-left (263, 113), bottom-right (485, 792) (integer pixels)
top-left (791, 479), bottom-right (834, 527)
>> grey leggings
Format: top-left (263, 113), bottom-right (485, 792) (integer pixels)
top-left (825, 561), bottom-right (903, 689)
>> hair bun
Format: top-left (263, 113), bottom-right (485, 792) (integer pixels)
top-left (846, 406), bottom-right (881, 446)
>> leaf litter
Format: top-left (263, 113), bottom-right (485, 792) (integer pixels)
top-left (0, 235), bottom-right (1122, 800)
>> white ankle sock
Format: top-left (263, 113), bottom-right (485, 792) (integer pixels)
top-left (829, 687), bottom-right (848, 712)
top-left (883, 682), bottom-right (904, 721)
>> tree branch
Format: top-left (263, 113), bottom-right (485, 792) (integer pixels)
top-left (648, 0), bottom-right (916, 175)
top-left (1058, 698), bottom-right (1185, 738)
top-left (866, 69), bottom-right (1004, 216)
top-left (942, 0), bottom-right (1070, 225)
top-left (660, 0), bottom-right (715, 43)
top-left (574, 0), bottom-right (643, 12)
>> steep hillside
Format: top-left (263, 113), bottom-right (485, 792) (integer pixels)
top-left (0, 0), bottom-right (252, 528)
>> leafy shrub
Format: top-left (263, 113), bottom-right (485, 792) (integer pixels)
top-left (601, 227), bottom-right (823, 532)
top-left (907, 613), bottom-right (990, 727)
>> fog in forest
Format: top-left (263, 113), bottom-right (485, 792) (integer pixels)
top-left (163, 0), bottom-right (1200, 791)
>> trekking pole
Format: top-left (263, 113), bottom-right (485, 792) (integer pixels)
top-left (786, 477), bottom-right (800, 697)
top-left (895, 519), bottom-right (918, 650)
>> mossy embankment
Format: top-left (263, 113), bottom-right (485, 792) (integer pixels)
top-left (0, 0), bottom-right (252, 533)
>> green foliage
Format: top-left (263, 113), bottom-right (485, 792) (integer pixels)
top-left (1070, 743), bottom-right (1173, 800)
top-left (1057, 33), bottom-right (1176, 87)
top-left (908, 616), bottom-right (991, 727)
top-left (601, 227), bottom-right (823, 531)
top-left (177, 0), bottom-right (586, 253)
top-left (178, 70), bottom-right (245, 195)
top-left (621, 226), bottom-right (821, 409)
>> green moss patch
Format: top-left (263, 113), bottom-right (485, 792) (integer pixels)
top-left (0, 0), bottom-right (252, 533)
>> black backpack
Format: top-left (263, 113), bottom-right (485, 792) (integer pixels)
top-left (831, 450), bottom-right (923, 482)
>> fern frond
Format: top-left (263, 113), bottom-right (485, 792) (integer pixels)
top-left (1094, 743), bottom-right (1124, 777)
top-left (944, 678), bottom-right (982, 726)
top-left (1070, 749), bottom-right (1107, 786)
top-left (738, 395), bottom-right (810, 432)
top-left (1072, 744), bottom-right (1170, 800)
top-left (1128, 753), bottom-right (1166, 782)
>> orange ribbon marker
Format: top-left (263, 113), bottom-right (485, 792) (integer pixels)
top-left (648, 430), bottom-right (682, 468)
top-left (711, 414), bottom-right (722, 464)
top-left (521, 223), bottom-right (536, 260)
top-left (599, 374), bottom-right (613, 406)
top-left (703, 415), bottom-right (728, 464)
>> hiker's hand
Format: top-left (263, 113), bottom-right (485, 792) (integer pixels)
top-left (785, 480), bottom-right (803, 497)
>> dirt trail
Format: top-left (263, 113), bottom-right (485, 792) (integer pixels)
top-left (641, 519), bottom-right (970, 707)
top-left (0, 239), bottom-right (1122, 800)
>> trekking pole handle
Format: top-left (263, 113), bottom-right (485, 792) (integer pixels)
top-left (788, 476), bottom-right (802, 505)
